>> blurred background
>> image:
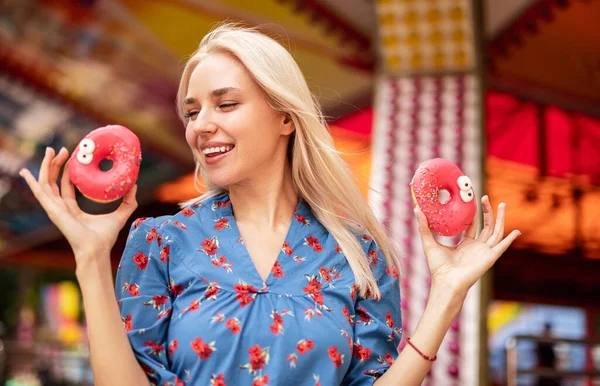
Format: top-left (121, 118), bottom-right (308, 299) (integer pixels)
top-left (0, 0), bottom-right (598, 385)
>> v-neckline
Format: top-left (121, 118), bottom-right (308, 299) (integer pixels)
top-left (219, 193), bottom-right (301, 287)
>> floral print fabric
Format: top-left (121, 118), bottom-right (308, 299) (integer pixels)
top-left (116, 193), bottom-right (402, 386)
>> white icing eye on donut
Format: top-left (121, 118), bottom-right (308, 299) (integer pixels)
top-left (457, 176), bottom-right (472, 191)
top-left (460, 189), bottom-right (474, 202)
top-left (77, 151), bottom-right (93, 165)
top-left (79, 139), bottom-right (96, 154)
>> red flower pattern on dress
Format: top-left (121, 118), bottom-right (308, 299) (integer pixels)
top-left (214, 217), bottom-right (230, 230)
top-left (169, 339), bottom-right (179, 356)
top-left (302, 275), bottom-right (330, 310)
top-left (225, 318), bottom-right (241, 334)
top-left (356, 306), bottom-right (373, 326)
top-left (160, 245), bottom-right (171, 263)
top-left (350, 284), bottom-right (358, 300)
top-left (211, 200), bottom-right (231, 211)
top-left (122, 314), bottom-right (133, 332)
top-left (269, 309), bottom-right (294, 335)
top-left (318, 266), bottom-right (331, 282)
top-left (181, 208), bottom-right (195, 217)
top-left (190, 337), bottom-right (216, 359)
top-left (352, 340), bottom-right (372, 364)
top-left (296, 339), bottom-right (314, 354)
top-left (252, 375), bottom-right (269, 386)
top-left (233, 281), bottom-right (258, 308)
top-left (189, 299), bottom-right (200, 312)
top-left (240, 344), bottom-right (270, 376)
top-left (295, 214), bottom-right (310, 226)
top-left (173, 221), bottom-right (188, 230)
top-left (174, 376), bottom-right (186, 386)
top-left (286, 352), bottom-right (298, 368)
top-left (334, 245), bottom-right (342, 253)
top-left (199, 237), bottom-right (219, 256)
top-left (204, 282), bottom-right (221, 301)
top-left (144, 340), bottom-right (165, 357)
top-left (210, 373), bottom-right (226, 386)
top-left (127, 283), bottom-right (139, 297)
top-left (386, 265), bottom-right (399, 279)
top-left (170, 278), bottom-right (185, 296)
top-left (342, 306), bottom-right (354, 325)
top-left (271, 261), bottom-right (284, 278)
top-left (304, 236), bottom-right (323, 252)
top-left (368, 249), bottom-right (378, 265)
top-left (144, 295), bottom-right (169, 310)
top-left (146, 227), bottom-right (158, 243)
top-left (328, 346), bottom-right (344, 368)
top-left (281, 242), bottom-right (293, 256)
top-left (133, 251), bottom-right (149, 270)
top-left (133, 217), bottom-right (147, 230)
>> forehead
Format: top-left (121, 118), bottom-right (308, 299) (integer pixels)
top-left (187, 53), bottom-right (250, 96)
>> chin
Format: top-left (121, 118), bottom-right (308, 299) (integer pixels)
top-left (204, 170), bottom-right (238, 189)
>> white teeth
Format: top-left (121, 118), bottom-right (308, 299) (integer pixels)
top-left (202, 145), bottom-right (233, 155)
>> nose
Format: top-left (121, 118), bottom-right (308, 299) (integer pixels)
top-left (191, 113), bottom-right (219, 136)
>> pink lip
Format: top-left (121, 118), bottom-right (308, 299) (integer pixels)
top-left (204, 147), bottom-right (234, 165)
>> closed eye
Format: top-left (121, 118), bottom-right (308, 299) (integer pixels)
top-left (219, 103), bottom-right (238, 110)
top-left (184, 111), bottom-right (198, 119)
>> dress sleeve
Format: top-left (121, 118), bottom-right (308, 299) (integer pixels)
top-left (115, 217), bottom-right (181, 386)
top-left (342, 240), bottom-right (403, 386)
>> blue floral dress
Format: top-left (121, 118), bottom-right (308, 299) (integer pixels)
top-left (115, 192), bottom-right (402, 386)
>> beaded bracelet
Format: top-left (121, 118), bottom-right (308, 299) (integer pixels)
top-left (406, 337), bottom-right (437, 361)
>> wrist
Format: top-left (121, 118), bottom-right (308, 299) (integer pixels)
top-left (427, 283), bottom-right (465, 317)
top-left (75, 248), bottom-right (113, 280)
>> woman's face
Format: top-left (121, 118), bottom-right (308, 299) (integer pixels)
top-left (184, 52), bottom-right (294, 188)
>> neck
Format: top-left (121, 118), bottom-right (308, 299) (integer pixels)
top-left (227, 161), bottom-right (297, 230)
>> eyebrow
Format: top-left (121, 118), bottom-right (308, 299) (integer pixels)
top-left (184, 87), bottom-right (241, 105)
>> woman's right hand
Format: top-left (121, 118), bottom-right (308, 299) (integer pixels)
top-left (19, 147), bottom-right (139, 265)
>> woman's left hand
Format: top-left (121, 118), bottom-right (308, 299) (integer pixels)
top-left (415, 195), bottom-right (521, 298)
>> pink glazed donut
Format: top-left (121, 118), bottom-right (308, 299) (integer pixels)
top-left (409, 158), bottom-right (477, 236)
top-left (69, 125), bottom-right (142, 203)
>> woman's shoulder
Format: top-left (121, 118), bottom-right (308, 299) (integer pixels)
top-left (128, 192), bottom-right (230, 236)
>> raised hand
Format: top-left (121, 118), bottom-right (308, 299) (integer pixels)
top-left (415, 195), bottom-right (521, 298)
top-left (19, 147), bottom-right (138, 262)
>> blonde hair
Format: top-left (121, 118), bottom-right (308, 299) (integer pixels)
top-left (176, 23), bottom-right (400, 298)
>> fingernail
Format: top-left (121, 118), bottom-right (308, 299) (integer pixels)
top-left (517, 230), bottom-right (521, 236)
top-left (45, 147), bottom-right (51, 155)
top-left (19, 169), bottom-right (25, 177)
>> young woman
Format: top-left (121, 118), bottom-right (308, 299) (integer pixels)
top-left (20, 24), bottom-right (520, 386)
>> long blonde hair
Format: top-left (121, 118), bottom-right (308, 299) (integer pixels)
top-left (176, 23), bottom-right (400, 298)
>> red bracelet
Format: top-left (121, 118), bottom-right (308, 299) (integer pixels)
top-left (406, 337), bottom-right (437, 361)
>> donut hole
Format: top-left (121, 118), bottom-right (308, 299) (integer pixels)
top-left (99, 158), bottom-right (114, 172)
top-left (438, 189), bottom-right (450, 204)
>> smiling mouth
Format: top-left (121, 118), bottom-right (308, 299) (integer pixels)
top-left (202, 145), bottom-right (234, 158)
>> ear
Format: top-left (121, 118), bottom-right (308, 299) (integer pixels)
top-left (281, 114), bottom-right (295, 136)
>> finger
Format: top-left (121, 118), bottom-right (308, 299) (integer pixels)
top-left (20, 168), bottom-right (45, 200)
top-left (49, 147), bottom-right (69, 195)
top-left (478, 195), bottom-right (494, 242)
top-left (487, 202), bottom-right (506, 246)
top-left (20, 168), bottom-right (58, 217)
top-left (492, 229), bottom-right (521, 256)
top-left (60, 159), bottom-right (80, 214)
top-left (38, 147), bottom-right (54, 186)
top-left (463, 207), bottom-right (479, 240)
top-left (414, 207), bottom-right (437, 252)
top-left (116, 184), bottom-right (138, 222)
